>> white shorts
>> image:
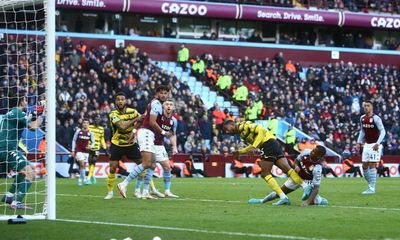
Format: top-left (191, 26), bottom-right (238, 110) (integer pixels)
top-left (137, 128), bottom-right (155, 153)
top-left (154, 145), bottom-right (169, 162)
top-left (362, 143), bottom-right (382, 163)
top-left (76, 152), bottom-right (89, 162)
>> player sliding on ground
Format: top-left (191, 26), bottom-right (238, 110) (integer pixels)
top-left (223, 120), bottom-right (312, 205)
top-left (249, 146), bottom-right (328, 206)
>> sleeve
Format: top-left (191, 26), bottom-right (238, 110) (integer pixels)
top-left (374, 115), bottom-right (386, 144)
top-left (16, 109), bottom-right (28, 128)
top-left (150, 100), bottom-right (162, 116)
top-left (312, 164), bottom-right (323, 186)
top-left (100, 130), bottom-right (106, 150)
top-left (89, 131), bottom-right (95, 149)
top-left (71, 129), bottom-right (80, 152)
top-left (357, 117), bottom-right (365, 144)
top-left (109, 112), bottom-right (121, 125)
top-left (172, 117), bottom-right (178, 133)
top-left (251, 124), bottom-right (266, 149)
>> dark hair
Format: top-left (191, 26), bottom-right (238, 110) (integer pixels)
top-left (315, 145), bottom-right (326, 156)
top-left (156, 85), bottom-right (170, 93)
top-left (82, 118), bottom-right (90, 123)
top-left (364, 100), bottom-right (373, 106)
top-left (115, 92), bottom-right (126, 98)
top-left (222, 120), bottom-right (235, 127)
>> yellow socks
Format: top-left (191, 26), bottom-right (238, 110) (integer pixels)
top-left (107, 173), bottom-right (115, 192)
top-left (264, 174), bottom-right (285, 198)
top-left (150, 180), bottom-right (155, 189)
top-left (288, 169), bottom-right (306, 188)
top-left (87, 165), bottom-right (95, 179)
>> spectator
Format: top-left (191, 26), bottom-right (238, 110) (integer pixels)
top-left (163, 24), bottom-right (174, 38)
top-left (321, 159), bottom-right (338, 177)
top-left (183, 155), bottom-right (207, 177)
top-left (377, 159), bottom-right (390, 177)
top-left (216, 74), bottom-right (232, 91)
top-left (199, 115), bottom-right (213, 150)
top-left (177, 44), bottom-right (189, 71)
top-left (230, 151), bottom-right (252, 178)
top-left (200, 31), bottom-right (209, 40)
top-left (343, 158), bottom-right (363, 177)
top-left (63, 36), bottom-right (73, 55)
top-left (169, 159), bottom-right (181, 178)
top-left (284, 124), bottom-right (296, 155)
top-left (245, 102), bottom-right (258, 121)
top-left (232, 82), bottom-right (248, 102)
top-left (212, 105), bottom-right (226, 127)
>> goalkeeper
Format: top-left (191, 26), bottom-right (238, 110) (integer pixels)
top-left (1, 94), bottom-right (44, 209)
top-left (223, 120), bottom-right (311, 205)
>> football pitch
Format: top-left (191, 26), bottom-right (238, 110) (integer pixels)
top-left (1, 177), bottom-right (400, 240)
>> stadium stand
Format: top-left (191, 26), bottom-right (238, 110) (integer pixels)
top-left (187, 52), bottom-right (400, 155)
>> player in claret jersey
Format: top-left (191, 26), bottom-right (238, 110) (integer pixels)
top-left (118, 85), bottom-right (170, 199)
top-left (71, 119), bottom-right (95, 186)
top-left (357, 100), bottom-right (386, 195)
top-left (134, 99), bottom-right (179, 198)
top-left (249, 146), bottom-right (328, 206)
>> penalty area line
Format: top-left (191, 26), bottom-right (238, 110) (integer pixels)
top-left (56, 218), bottom-right (329, 240)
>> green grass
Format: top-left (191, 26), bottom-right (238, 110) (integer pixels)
top-left (1, 177), bottom-right (400, 240)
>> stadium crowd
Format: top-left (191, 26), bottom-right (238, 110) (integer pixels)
top-left (193, 51), bottom-right (400, 156)
top-left (1, 34), bottom-right (399, 162)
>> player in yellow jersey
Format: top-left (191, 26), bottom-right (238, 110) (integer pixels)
top-left (88, 115), bottom-right (107, 185)
top-left (223, 120), bottom-right (312, 205)
top-left (104, 92), bottom-right (141, 200)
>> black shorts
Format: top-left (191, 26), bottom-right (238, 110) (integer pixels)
top-left (89, 150), bottom-right (99, 165)
top-left (260, 139), bottom-right (284, 163)
top-left (109, 143), bottom-right (141, 162)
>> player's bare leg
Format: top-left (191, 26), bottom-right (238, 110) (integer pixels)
top-left (276, 157), bottom-right (311, 200)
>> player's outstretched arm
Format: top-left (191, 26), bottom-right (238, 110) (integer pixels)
top-left (302, 185), bottom-right (320, 207)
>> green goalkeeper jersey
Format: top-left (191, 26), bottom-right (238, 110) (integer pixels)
top-left (0, 107), bottom-right (29, 150)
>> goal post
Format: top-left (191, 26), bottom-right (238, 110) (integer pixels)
top-left (0, 0), bottom-right (56, 220)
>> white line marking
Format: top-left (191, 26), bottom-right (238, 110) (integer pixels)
top-left (56, 218), bottom-right (329, 240)
top-left (56, 193), bottom-right (400, 212)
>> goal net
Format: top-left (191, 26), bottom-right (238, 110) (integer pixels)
top-left (0, 0), bottom-right (55, 220)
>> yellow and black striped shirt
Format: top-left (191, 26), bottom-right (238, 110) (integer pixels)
top-left (237, 121), bottom-right (275, 154)
top-left (109, 107), bottom-right (140, 147)
top-left (88, 124), bottom-right (106, 151)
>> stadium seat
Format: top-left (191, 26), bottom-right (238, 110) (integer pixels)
top-left (182, 72), bottom-right (190, 78)
top-left (161, 61), bottom-right (168, 69)
top-left (222, 101), bottom-right (231, 108)
top-left (175, 67), bottom-right (183, 73)
top-left (175, 72), bottom-right (182, 80)
top-left (208, 92), bottom-right (217, 102)
top-left (195, 81), bottom-right (203, 89)
top-left (168, 66), bottom-right (175, 73)
top-left (168, 62), bottom-right (176, 68)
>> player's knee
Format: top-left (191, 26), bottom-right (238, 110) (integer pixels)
top-left (109, 161), bottom-right (118, 173)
